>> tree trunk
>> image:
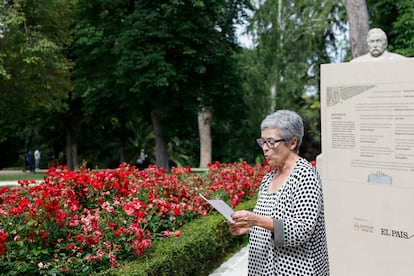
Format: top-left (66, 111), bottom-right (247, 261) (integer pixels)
top-left (150, 110), bottom-right (169, 169)
top-left (342, 0), bottom-right (370, 58)
top-left (198, 107), bottom-right (212, 168)
top-left (65, 122), bottom-right (78, 171)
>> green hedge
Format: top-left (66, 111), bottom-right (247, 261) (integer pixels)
top-left (100, 199), bottom-right (256, 276)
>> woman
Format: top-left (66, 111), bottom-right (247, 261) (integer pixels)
top-left (229, 110), bottom-right (329, 275)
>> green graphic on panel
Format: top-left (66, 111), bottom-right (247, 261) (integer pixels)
top-left (327, 85), bottom-right (376, 106)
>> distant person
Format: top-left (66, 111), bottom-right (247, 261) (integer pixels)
top-left (34, 149), bottom-right (41, 172)
top-left (23, 150), bottom-right (35, 172)
top-left (136, 149), bottom-right (147, 170)
top-left (350, 28), bottom-right (406, 62)
top-left (228, 110), bottom-right (329, 275)
top-left (23, 151), bottom-right (30, 172)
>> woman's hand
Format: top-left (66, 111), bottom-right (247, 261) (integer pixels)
top-left (227, 210), bottom-right (257, 236)
top-left (227, 221), bottom-right (249, 236)
top-left (231, 210), bottom-right (258, 228)
top-left (230, 210), bottom-right (274, 233)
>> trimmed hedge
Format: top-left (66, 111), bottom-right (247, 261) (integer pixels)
top-left (100, 199), bottom-right (256, 276)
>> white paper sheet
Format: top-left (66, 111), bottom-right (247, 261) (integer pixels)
top-left (199, 193), bottom-right (235, 223)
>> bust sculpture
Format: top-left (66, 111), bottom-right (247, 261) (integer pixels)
top-left (350, 28), bottom-right (406, 62)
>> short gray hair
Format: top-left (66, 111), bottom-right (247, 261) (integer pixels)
top-left (260, 110), bottom-right (304, 153)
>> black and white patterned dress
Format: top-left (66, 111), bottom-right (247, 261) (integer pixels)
top-left (248, 158), bottom-right (329, 275)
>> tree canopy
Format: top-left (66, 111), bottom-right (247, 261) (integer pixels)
top-left (72, 0), bottom-right (252, 168)
top-left (0, 0), bottom-right (75, 121)
top-left (0, 0), bottom-right (412, 169)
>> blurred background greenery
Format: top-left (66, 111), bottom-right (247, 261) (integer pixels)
top-left (1, 0), bottom-right (412, 170)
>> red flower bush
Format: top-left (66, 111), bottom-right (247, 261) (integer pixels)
top-left (0, 162), bottom-right (272, 274)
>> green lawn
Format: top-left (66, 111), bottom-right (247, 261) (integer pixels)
top-left (0, 171), bottom-right (46, 181)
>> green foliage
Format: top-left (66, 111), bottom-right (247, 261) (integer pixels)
top-left (10, 0), bottom-right (414, 169)
top-left (242, 0), bottom-right (344, 159)
top-left (0, 0), bottom-right (76, 121)
top-left (367, 0), bottom-right (414, 57)
top-left (71, 0), bottom-right (254, 168)
top-left (0, 0), bottom-right (76, 170)
top-left (112, 0), bottom-right (250, 122)
top-left (250, 0), bottom-right (343, 107)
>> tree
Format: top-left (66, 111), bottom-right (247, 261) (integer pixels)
top-left (0, 0), bottom-right (76, 168)
top-left (0, 0), bottom-right (75, 121)
top-left (113, 0), bottom-right (250, 168)
top-left (198, 108), bottom-right (212, 167)
top-left (250, 0), bottom-right (343, 108)
top-left (72, 0), bottom-right (154, 169)
top-left (342, 0), bottom-right (369, 58)
top-left (244, 0), bottom-right (344, 159)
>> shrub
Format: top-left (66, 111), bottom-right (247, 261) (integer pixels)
top-left (104, 199), bottom-right (256, 276)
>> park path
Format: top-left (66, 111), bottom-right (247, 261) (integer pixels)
top-left (0, 169), bottom-right (46, 187)
top-left (209, 246), bottom-right (248, 275)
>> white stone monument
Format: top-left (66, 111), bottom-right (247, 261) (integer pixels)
top-left (320, 58), bottom-right (414, 276)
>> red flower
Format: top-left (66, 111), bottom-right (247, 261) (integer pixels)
top-left (76, 233), bottom-right (84, 243)
top-left (55, 209), bottom-right (67, 227)
top-left (0, 230), bottom-right (8, 243)
top-left (172, 206), bottom-right (181, 216)
top-left (85, 236), bottom-right (98, 246)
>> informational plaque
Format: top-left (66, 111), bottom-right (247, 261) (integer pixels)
top-left (320, 59), bottom-right (414, 276)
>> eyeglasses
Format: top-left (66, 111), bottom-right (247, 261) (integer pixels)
top-left (256, 138), bottom-right (286, 149)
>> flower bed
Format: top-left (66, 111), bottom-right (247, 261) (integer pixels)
top-left (0, 161), bottom-right (271, 274)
